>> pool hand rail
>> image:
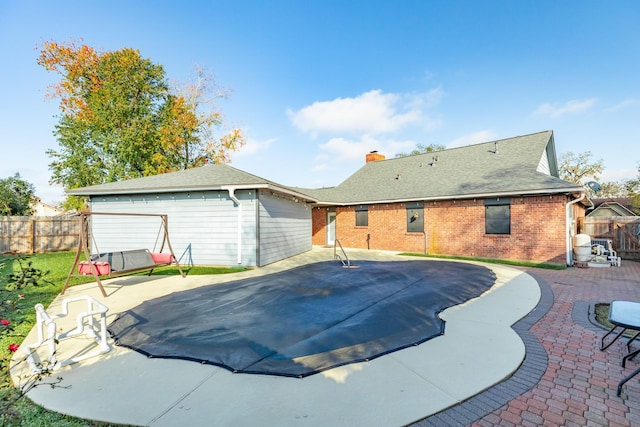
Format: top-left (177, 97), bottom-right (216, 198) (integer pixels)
top-left (334, 239), bottom-right (351, 267)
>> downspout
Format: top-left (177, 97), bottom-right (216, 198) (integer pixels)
top-left (227, 188), bottom-right (242, 265)
top-left (255, 190), bottom-right (260, 267)
top-left (565, 192), bottom-right (586, 266)
top-left (423, 231), bottom-right (428, 255)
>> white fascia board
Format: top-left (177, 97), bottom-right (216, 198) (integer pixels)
top-left (76, 183), bottom-right (318, 203)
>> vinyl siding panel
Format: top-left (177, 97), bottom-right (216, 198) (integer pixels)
top-left (89, 190), bottom-right (258, 266)
top-left (258, 190), bottom-right (311, 266)
top-left (536, 150), bottom-right (551, 175)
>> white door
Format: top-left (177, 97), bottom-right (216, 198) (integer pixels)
top-left (326, 211), bottom-right (336, 245)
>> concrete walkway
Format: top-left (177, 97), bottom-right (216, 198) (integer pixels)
top-left (12, 247), bottom-right (540, 426)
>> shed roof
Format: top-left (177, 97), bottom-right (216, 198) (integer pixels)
top-left (67, 163), bottom-right (318, 202)
top-left (294, 130), bottom-right (583, 205)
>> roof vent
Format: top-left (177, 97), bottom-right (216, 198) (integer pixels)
top-left (493, 142), bottom-right (499, 154)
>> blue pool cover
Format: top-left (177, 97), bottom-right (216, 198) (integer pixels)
top-left (108, 260), bottom-right (496, 378)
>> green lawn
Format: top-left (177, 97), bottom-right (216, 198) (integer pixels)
top-left (0, 251), bottom-right (245, 426)
top-left (399, 252), bottom-right (567, 270)
top-left (595, 303), bottom-right (613, 329)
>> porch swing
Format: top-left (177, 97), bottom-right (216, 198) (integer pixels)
top-left (62, 212), bottom-right (186, 297)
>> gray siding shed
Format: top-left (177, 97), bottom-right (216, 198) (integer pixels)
top-left (89, 190), bottom-right (259, 266)
top-left (69, 165), bottom-right (318, 267)
top-left (258, 190), bottom-right (312, 266)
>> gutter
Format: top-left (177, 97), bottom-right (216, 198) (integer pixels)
top-left (313, 187), bottom-right (584, 207)
top-left (565, 192), bottom-right (586, 266)
top-left (68, 183), bottom-right (318, 203)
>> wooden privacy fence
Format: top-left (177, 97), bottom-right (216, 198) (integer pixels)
top-left (0, 216), bottom-right (80, 254)
top-left (580, 216), bottom-right (640, 260)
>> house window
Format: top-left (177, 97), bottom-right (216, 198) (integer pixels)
top-left (355, 205), bottom-right (368, 227)
top-left (485, 198), bottom-right (511, 235)
top-left (406, 202), bottom-right (424, 233)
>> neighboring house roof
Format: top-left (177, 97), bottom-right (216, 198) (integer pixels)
top-left (588, 198), bottom-right (638, 217)
top-left (67, 164), bottom-right (318, 202)
top-left (295, 130), bottom-right (583, 205)
top-left (31, 198), bottom-right (68, 216)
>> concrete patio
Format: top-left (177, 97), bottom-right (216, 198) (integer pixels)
top-left (10, 247), bottom-right (640, 426)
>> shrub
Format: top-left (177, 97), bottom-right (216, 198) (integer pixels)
top-left (0, 251), bottom-right (62, 426)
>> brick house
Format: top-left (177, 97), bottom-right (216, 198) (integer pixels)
top-left (70, 130), bottom-right (588, 266)
top-left (300, 130), bottom-right (588, 266)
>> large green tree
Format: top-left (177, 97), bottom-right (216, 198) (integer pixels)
top-left (0, 174), bottom-right (35, 216)
top-left (597, 181), bottom-right (626, 198)
top-left (395, 143), bottom-right (446, 158)
top-left (172, 65), bottom-right (244, 166)
top-left (38, 40), bottom-right (244, 209)
top-left (558, 151), bottom-right (604, 184)
top-left (627, 163), bottom-right (640, 212)
top-left (560, 152), bottom-right (640, 210)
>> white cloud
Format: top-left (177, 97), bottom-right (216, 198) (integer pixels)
top-left (311, 163), bottom-right (330, 173)
top-left (310, 153), bottom-right (330, 172)
top-left (533, 98), bottom-right (597, 118)
top-left (601, 168), bottom-right (638, 182)
top-left (314, 153), bottom-right (330, 163)
top-left (318, 137), bottom-right (372, 162)
top-left (407, 87), bottom-right (444, 109)
top-left (287, 88), bottom-right (443, 136)
top-left (310, 135), bottom-right (415, 176)
top-left (605, 99), bottom-right (640, 112)
top-left (317, 135), bottom-right (415, 164)
top-left (447, 130), bottom-right (497, 148)
top-left (232, 136), bottom-right (276, 157)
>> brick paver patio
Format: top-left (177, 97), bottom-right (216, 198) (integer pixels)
top-left (416, 259), bottom-right (640, 426)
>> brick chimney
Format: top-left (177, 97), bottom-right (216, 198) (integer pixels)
top-left (366, 151), bottom-right (385, 163)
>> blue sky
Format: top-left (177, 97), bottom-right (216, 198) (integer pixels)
top-left (1, 1), bottom-right (639, 204)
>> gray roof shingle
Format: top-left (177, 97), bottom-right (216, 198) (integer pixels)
top-left (67, 163), bottom-right (318, 201)
top-left (293, 131), bottom-right (583, 205)
top-left (68, 130), bottom-right (583, 206)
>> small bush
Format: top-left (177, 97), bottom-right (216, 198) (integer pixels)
top-left (0, 251), bottom-right (59, 426)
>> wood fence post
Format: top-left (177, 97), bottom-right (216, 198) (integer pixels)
top-left (30, 218), bottom-right (36, 253)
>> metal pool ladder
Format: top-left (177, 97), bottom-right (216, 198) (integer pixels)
top-left (334, 239), bottom-right (357, 268)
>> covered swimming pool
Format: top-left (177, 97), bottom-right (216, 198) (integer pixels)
top-left (108, 259), bottom-right (496, 377)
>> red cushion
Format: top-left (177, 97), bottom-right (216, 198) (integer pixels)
top-left (151, 253), bottom-right (173, 264)
top-left (78, 261), bottom-right (111, 275)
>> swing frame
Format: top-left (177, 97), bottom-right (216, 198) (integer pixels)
top-left (62, 212), bottom-right (185, 297)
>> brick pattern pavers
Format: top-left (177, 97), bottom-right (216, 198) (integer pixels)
top-left (415, 260), bottom-right (640, 427)
top-left (474, 261), bottom-right (640, 427)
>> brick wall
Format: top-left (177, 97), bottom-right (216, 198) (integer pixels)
top-left (311, 207), bottom-right (327, 243)
top-left (312, 195), bottom-right (582, 265)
